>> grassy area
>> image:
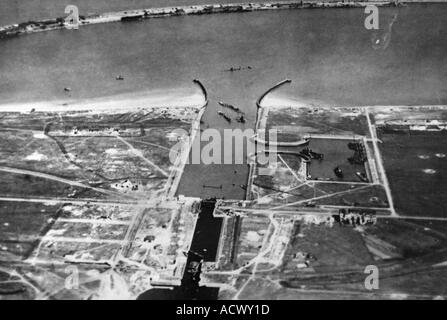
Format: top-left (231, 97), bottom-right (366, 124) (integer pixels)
top-left (380, 131), bottom-right (447, 217)
top-left (267, 107), bottom-right (369, 137)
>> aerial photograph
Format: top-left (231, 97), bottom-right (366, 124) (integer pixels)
top-left (0, 0), bottom-right (446, 303)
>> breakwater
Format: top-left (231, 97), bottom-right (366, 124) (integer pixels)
top-left (0, 1), bottom-right (404, 38)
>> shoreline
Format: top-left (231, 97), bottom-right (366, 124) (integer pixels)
top-left (0, 1), bottom-right (421, 39)
top-left (0, 90), bottom-right (204, 114)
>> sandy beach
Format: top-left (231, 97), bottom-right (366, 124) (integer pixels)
top-left (0, 89), bottom-right (204, 113)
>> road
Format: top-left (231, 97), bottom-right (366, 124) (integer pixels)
top-left (365, 108), bottom-right (397, 216)
top-left (0, 166), bottom-right (132, 199)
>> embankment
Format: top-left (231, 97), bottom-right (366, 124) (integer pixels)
top-left (1, 1), bottom-right (408, 39)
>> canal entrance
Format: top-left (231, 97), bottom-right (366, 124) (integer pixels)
top-left (138, 198), bottom-right (221, 300)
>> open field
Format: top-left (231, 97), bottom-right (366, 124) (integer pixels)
top-left (0, 95), bottom-right (205, 299)
top-left (266, 106), bottom-right (369, 141)
top-left (372, 106), bottom-right (447, 217)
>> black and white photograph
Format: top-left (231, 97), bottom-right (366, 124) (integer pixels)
top-left (0, 0), bottom-right (446, 303)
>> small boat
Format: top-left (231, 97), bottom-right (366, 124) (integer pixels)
top-left (217, 111), bottom-right (232, 123)
top-left (302, 148), bottom-right (323, 160)
top-left (236, 115), bottom-right (246, 123)
top-left (203, 184), bottom-right (222, 189)
top-left (115, 75), bottom-right (124, 80)
top-left (224, 66), bottom-right (252, 72)
top-left (224, 66), bottom-right (242, 72)
top-left (218, 101), bottom-right (241, 113)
